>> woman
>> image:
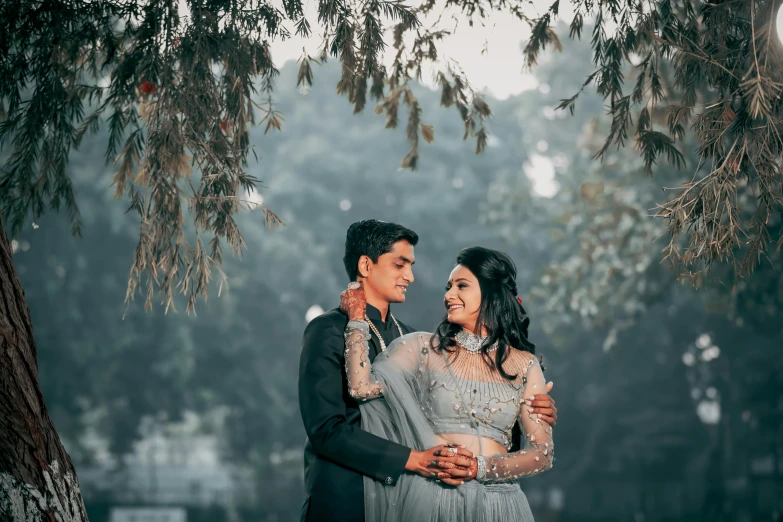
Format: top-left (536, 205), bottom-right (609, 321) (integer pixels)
top-left (341, 246), bottom-right (553, 521)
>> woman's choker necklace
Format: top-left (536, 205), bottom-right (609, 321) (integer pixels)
top-left (455, 328), bottom-right (497, 354)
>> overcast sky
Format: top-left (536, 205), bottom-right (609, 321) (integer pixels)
top-left (267, 0), bottom-right (577, 100)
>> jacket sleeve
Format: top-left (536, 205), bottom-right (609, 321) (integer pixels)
top-left (298, 315), bottom-right (412, 485)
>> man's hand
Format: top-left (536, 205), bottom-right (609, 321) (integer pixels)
top-left (525, 381), bottom-right (557, 426)
top-left (340, 281), bottom-right (367, 321)
top-left (405, 444), bottom-right (477, 486)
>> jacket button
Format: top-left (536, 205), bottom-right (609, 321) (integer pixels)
top-left (385, 477), bottom-right (393, 485)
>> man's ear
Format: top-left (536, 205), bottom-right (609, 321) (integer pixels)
top-left (357, 255), bottom-right (372, 278)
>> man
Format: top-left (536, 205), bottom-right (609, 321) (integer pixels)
top-left (298, 220), bottom-right (557, 521)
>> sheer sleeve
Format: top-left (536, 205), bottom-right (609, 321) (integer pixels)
top-left (344, 320), bottom-right (384, 401)
top-left (477, 356), bottom-right (554, 483)
top-left (344, 321), bottom-right (430, 402)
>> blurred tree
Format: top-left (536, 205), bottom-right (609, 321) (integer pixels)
top-left (486, 31), bottom-right (783, 519)
top-left (487, 25), bottom-right (783, 341)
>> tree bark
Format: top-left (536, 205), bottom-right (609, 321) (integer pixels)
top-left (0, 216), bottom-right (88, 522)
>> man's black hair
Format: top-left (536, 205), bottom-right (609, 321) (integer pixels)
top-left (343, 220), bottom-right (419, 280)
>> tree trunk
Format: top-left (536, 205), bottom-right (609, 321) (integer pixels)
top-left (0, 216), bottom-right (88, 522)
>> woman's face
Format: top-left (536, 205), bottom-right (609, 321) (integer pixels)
top-left (444, 264), bottom-right (482, 333)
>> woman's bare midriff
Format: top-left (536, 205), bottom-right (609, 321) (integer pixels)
top-left (434, 433), bottom-right (507, 457)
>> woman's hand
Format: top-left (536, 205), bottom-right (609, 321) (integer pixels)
top-left (340, 281), bottom-right (367, 321)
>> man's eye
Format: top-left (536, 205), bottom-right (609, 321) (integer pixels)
top-left (395, 264), bottom-right (404, 269)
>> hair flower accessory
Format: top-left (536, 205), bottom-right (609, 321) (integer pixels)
top-left (516, 296), bottom-right (523, 306)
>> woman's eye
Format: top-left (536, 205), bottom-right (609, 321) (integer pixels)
top-left (458, 284), bottom-right (467, 289)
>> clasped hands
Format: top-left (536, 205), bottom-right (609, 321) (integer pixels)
top-left (405, 443), bottom-right (478, 486)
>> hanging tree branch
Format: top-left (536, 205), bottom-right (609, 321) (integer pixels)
top-left (524, 0), bottom-right (783, 285)
top-left (4, 0), bottom-right (783, 310)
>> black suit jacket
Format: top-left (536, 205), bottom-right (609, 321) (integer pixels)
top-left (299, 307), bottom-right (415, 522)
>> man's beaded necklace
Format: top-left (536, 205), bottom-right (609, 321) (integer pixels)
top-left (365, 313), bottom-right (403, 352)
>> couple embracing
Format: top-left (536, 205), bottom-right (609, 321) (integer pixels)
top-left (299, 220), bottom-right (557, 522)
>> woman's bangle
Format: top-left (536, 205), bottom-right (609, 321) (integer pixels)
top-left (346, 320), bottom-right (369, 331)
top-left (475, 456), bottom-right (487, 481)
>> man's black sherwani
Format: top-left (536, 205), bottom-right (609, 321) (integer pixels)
top-left (299, 304), bottom-right (415, 522)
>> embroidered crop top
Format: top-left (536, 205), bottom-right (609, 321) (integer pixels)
top-left (344, 324), bottom-right (554, 483)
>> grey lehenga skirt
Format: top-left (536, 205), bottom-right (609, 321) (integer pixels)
top-left (359, 357), bottom-right (536, 522)
top-left (365, 470), bottom-right (535, 522)
top-left (434, 480), bottom-right (534, 521)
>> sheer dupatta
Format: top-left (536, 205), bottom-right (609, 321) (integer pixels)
top-left (351, 330), bottom-right (441, 521)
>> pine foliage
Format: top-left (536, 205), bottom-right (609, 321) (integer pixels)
top-left (526, 0), bottom-right (783, 285)
top-left (0, 0), bottom-right (500, 311)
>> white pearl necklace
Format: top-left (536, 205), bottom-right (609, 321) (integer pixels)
top-left (365, 313), bottom-right (403, 352)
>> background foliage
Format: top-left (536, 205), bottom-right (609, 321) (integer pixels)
top-left (5, 0), bottom-right (783, 322)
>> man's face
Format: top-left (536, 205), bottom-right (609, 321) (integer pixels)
top-left (360, 240), bottom-right (415, 305)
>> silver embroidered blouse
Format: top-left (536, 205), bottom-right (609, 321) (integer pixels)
top-left (344, 323), bottom-right (554, 483)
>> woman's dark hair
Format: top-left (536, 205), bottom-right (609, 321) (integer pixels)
top-left (343, 219), bottom-right (419, 280)
top-left (433, 246), bottom-right (535, 380)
